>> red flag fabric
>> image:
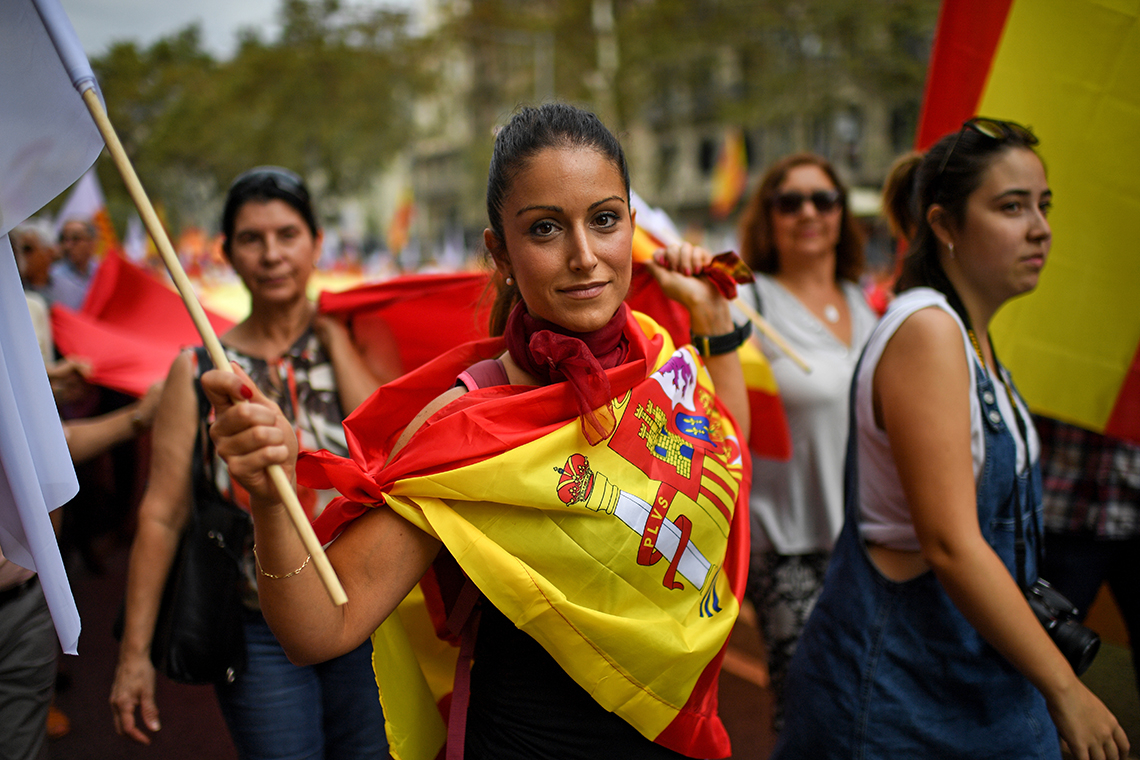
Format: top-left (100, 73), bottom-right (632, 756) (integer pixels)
top-left (48, 257), bottom-right (487, 398)
top-left (50, 250), bottom-right (234, 396)
top-left (625, 263), bottom-right (690, 347)
top-left (318, 272), bottom-right (492, 374)
top-left (915, 0), bottom-right (1014, 149)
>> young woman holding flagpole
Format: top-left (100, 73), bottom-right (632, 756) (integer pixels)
top-left (771, 120), bottom-right (1128, 760)
top-left (201, 102), bottom-right (754, 759)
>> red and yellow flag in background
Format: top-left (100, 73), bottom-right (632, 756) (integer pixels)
top-left (387, 190), bottom-right (416, 255)
top-left (710, 127), bottom-right (749, 220)
top-left (919, 0), bottom-right (1140, 443)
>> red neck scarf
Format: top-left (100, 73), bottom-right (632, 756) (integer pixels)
top-left (504, 301), bottom-right (630, 440)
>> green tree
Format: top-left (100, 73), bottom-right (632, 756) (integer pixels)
top-left (91, 0), bottom-right (429, 232)
top-left (92, 26), bottom-right (217, 231)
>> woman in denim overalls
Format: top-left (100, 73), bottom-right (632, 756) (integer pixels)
top-left (772, 121), bottom-right (1129, 759)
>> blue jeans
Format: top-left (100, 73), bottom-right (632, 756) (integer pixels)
top-left (215, 613), bottom-right (388, 760)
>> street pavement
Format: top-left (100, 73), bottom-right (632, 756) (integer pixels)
top-left (48, 540), bottom-right (777, 759)
top-left (43, 535), bottom-right (1140, 759)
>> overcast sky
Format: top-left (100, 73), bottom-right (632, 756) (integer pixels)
top-left (59, 0), bottom-right (284, 58)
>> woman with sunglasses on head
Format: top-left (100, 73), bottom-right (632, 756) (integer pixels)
top-left (198, 103), bottom-right (752, 759)
top-left (111, 168), bottom-right (395, 759)
top-left (771, 120), bottom-right (1128, 759)
top-left (735, 153), bottom-right (878, 728)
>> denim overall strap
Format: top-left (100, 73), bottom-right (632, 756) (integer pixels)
top-left (772, 336), bottom-right (1057, 760)
top-left (974, 361), bottom-right (1042, 586)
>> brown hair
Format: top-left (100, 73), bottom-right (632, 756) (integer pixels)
top-left (891, 119), bottom-right (1041, 329)
top-left (881, 151), bottom-right (923, 242)
top-left (737, 152), bottom-right (865, 283)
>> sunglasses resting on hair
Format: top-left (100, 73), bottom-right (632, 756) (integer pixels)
top-left (937, 117), bottom-right (1038, 177)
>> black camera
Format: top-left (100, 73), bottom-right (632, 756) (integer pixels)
top-left (1025, 578), bottom-right (1100, 676)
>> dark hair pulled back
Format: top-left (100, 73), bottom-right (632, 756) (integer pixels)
top-left (221, 166), bottom-right (318, 257)
top-left (890, 119), bottom-right (1040, 328)
top-left (485, 103), bottom-right (630, 335)
top-left (881, 151), bottom-right (923, 242)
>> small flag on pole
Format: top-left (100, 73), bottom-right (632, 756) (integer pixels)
top-left (710, 128), bottom-right (748, 220)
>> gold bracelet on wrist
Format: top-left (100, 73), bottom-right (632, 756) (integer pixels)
top-left (253, 544), bottom-right (310, 579)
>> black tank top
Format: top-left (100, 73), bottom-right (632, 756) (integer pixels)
top-left (454, 359), bottom-right (689, 759)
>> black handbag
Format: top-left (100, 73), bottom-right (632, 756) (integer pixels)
top-left (148, 348), bottom-right (252, 684)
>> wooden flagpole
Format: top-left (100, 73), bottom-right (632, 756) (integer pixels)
top-left (80, 88), bottom-right (348, 607)
top-left (733, 297), bottom-right (812, 373)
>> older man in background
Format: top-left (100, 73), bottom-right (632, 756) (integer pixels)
top-left (47, 219), bottom-right (99, 311)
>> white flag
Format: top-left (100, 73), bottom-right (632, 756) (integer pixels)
top-left (0, 0), bottom-right (107, 654)
top-left (53, 167), bottom-right (107, 233)
top-left (0, 241), bottom-right (81, 653)
top-left (123, 213), bottom-right (148, 262)
top-left (0, 0), bottom-right (104, 237)
top-left (630, 189), bottom-right (684, 247)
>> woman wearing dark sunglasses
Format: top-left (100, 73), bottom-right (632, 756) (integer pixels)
top-left (772, 120), bottom-right (1128, 759)
top-left (735, 153), bottom-right (878, 729)
top-left (110, 168), bottom-right (395, 759)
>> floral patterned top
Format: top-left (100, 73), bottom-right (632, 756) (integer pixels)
top-left (191, 325), bottom-right (349, 604)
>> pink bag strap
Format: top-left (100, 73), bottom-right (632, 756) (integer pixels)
top-left (445, 578), bottom-right (482, 760)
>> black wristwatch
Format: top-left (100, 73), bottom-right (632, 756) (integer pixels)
top-left (691, 320), bottom-right (752, 357)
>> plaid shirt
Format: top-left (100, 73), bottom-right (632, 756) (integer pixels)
top-left (1035, 415), bottom-right (1140, 539)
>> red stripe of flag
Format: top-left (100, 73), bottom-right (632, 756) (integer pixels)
top-left (916, 0), bottom-right (1015, 149)
top-left (1105, 343), bottom-right (1140, 443)
top-left (698, 470), bottom-right (734, 524)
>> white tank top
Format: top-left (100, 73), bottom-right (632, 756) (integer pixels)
top-left (854, 288), bottom-right (1039, 551)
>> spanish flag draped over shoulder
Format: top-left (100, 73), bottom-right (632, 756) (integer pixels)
top-left (303, 310), bottom-right (750, 760)
top-left (920, 0), bottom-right (1140, 443)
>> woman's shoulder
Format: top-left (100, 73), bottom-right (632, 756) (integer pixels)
top-left (885, 286), bottom-right (951, 314)
top-left (152, 348), bottom-right (204, 434)
top-left (877, 288), bottom-right (962, 337)
top-left (169, 346), bottom-right (198, 380)
top-left (859, 288), bottom-right (970, 384)
top-left (889, 304), bottom-right (965, 349)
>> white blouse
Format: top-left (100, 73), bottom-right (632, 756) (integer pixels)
top-left (741, 274), bottom-right (878, 555)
